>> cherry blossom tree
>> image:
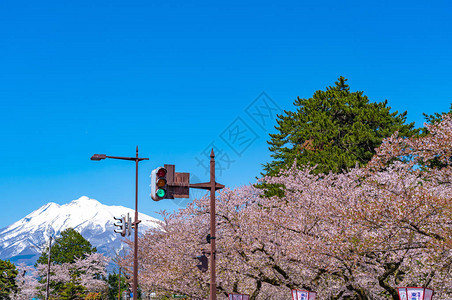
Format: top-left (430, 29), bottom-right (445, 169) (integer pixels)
top-left (10, 263), bottom-right (39, 299)
top-left (261, 115), bottom-right (451, 298)
top-left (135, 116), bottom-right (451, 299)
top-left (35, 252), bottom-right (109, 299)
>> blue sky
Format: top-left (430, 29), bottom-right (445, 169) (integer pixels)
top-left (0, 0), bottom-right (451, 228)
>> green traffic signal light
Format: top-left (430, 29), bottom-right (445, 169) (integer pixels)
top-left (151, 166), bottom-right (168, 201)
top-left (156, 189), bottom-right (166, 198)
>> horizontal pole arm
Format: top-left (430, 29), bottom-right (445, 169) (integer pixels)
top-left (189, 182), bottom-right (225, 190)
top-left (106, 155), bottom-right (149, 161)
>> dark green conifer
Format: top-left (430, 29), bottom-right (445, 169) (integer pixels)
top-left (423, 103), bottom-right (452, 125)
top-left (0, 259), bottom-right (18, 299)
top-left (262, 77), bottom-right (418, 186)
top-left (36, 228), bottom-right (97, 265)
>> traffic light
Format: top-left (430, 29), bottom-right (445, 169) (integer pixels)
top-left (196, 254), bottom-right (208, 272)
top-left (113, 215), bottom-right (126, 237)
top-left (150, 167), bottom-right (168, 201)
top-left (125, 213), bottom-right (132, 237)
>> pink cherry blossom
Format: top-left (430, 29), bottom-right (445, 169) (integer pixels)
top-left (125, 116), bottom-right (451, 299)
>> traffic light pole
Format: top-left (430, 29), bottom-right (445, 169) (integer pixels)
top-left (133, 148), bottom-right (139, 300)
top-left (189, 150), bottom-right (222, 300)
top-left (209, 149), bottom-right (217, 300)
top-left (150, 150), bottom-right (224, 300)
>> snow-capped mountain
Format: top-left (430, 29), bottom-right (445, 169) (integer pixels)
top-left (0, 196), bottom-right (161, 265)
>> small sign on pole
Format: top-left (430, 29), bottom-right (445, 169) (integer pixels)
top-left (397, 287), bottom-right (434, 300)
top-left (228, 293), bottom-right (250, 300)
top-left (291, 289), bottom-right (316, 300)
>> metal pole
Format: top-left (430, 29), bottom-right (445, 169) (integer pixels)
top-left (133, 146), bottom-right (139, 299)
top-left (209, 149), bottom-right (216, 300)
top-left (118, 267), bottom-right (121, 300)
top-left (91, 148), bottom-right (148, 299)
top-left (45, 236), bottom-right (52, 300)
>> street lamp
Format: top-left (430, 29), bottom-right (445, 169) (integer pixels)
top-left (91, 146), bottom-right (148, 299)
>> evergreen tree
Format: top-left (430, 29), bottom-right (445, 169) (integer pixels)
top-left (58, 277), bottom-right (87, 300)
top-left (106, 271), bottom-right (127, 300)
top-left (423, 103), bottom-right (452, 125)
top-left (35, 228), bottom-right (97, 299)
top-left (420, 103), bottom-right (452, 169)
top-left (263, 77), bottom-right (418, 178)
top-left (36, 228), bottom-right (97, 266)
top-left (0, 259), bottom-right (18, 299)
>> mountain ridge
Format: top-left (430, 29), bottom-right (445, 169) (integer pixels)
top-left (0, 196), bottom-right (161, 265)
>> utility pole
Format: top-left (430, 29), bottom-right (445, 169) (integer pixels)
top-left (118, 267), bottom-right (122, 300)
top-left (45, 236), bottom-right (53, 300)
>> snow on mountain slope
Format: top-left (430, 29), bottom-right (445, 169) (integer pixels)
top-left (0, 196), bottom-right (161, 265)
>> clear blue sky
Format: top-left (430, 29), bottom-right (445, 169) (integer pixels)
top-left (1, 0), bottom-right (451, 228)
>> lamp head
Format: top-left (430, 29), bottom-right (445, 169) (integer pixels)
top-left (91, 154), bottom-right (107, 161)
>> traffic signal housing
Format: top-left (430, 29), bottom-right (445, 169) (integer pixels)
top-left (150, 167), bottom-right (168, 201)
top-left (113, 215), bottom-right (126, 237)
top-left (196, 254), bottom-right (208, 272)
top-left (150, 164), bottom-right (190, 201)
top-left (126, 213), bottom-right (132, 237)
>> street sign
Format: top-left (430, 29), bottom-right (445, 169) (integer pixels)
top-left (397, 287), bottom-right (434, 300)
top-left (291, 289), bottom-right (316, 300)
top-left (165, 164), bottom-right (190, 199)
top-left (229, 294), bottom-right (250, 300)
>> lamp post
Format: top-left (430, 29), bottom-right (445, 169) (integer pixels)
top-left (91, 146), bottom-right (149, 299)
